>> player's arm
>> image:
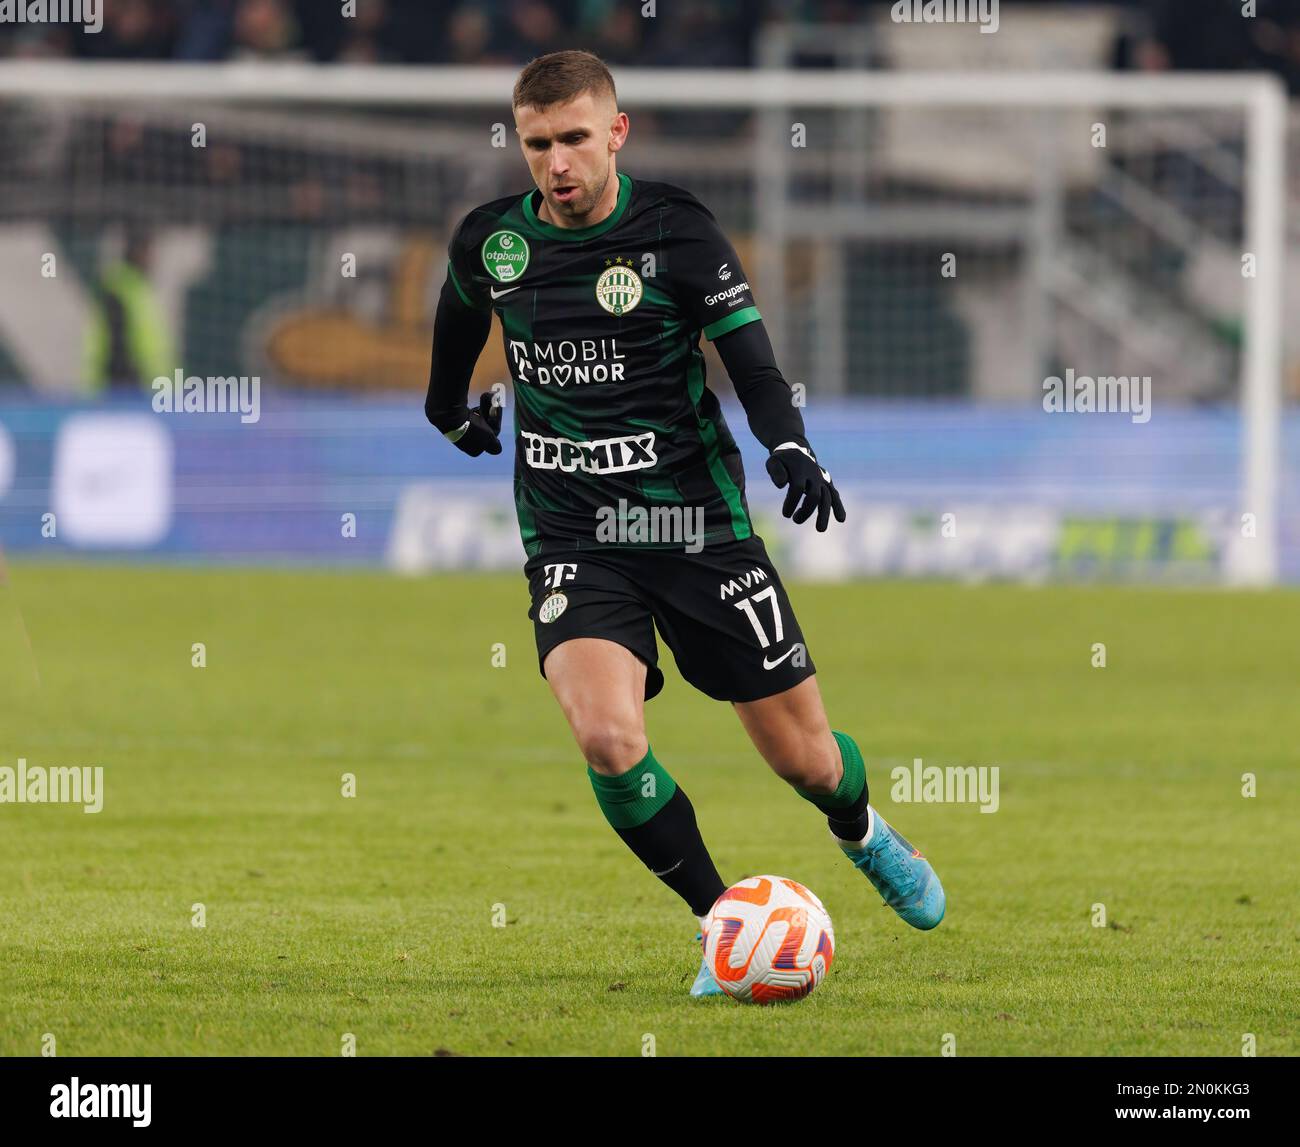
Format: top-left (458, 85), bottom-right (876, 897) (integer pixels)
top-left (715, 320), bottom-right (846, 532)
top-left (424, 220), bottom-right (502, 457)
top-left (668, 194), bottom-right (845, 531)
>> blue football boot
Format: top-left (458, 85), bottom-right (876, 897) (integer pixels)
top-left (690, 930), bottom-right (725, 997)
top-left (837, 807), bottom-right (945, 930)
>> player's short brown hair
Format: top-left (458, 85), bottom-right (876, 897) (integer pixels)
top-left (512, 50), bottom-right (616, 112)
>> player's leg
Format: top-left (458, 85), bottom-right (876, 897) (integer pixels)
top-left (527, 555), bottom-right (728, 916)
top-left (543, 637), bottom-right (726, 919)
top-left (644, 535), bottom-right (943, 930)
top-left (733, 678), bottom-right (945, 930)
top-left (730, 676), bottom-right (867, 839)
top-left (542, 637), bottom-right (729, 996)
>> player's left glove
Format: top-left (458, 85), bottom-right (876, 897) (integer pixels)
top-left (765, 441), bottom-right (846, 532)
top-left (435, 392), bottom-right (503, 457)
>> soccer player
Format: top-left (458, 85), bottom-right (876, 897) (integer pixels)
top-left (426, 50), bottom-right (944, 996)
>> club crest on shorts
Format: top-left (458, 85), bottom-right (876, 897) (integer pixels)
top-left (481, 230), bottom-right (530, 283)
top-left (538, 590), bottom-right (568, 624)
top-left (595, 260), bottom-right (642, 316)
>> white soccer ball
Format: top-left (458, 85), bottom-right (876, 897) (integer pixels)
top-left (702, 875), bottom-right (835, 1004)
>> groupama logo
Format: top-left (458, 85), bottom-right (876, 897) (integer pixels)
top-left (705, 281), bottom-right (750, 307)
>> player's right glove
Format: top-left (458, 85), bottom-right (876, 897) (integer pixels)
top-left (435, 392), bottom-right (503, 457)
top-left (765, 441), bottom-right (847, 532)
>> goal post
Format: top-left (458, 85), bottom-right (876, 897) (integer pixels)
top-left (0, 62), bottom-right (1286, 584)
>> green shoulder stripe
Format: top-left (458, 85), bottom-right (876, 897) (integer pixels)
top-left (703, 305), bottom-right (762, 342)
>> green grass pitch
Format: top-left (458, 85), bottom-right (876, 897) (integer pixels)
top-left (0, 562), bottom-right (1296, 1056)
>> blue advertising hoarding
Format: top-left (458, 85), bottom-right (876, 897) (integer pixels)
top-left (0, 395), bottom-right (1295, 583)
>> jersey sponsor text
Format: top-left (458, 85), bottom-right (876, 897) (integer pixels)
top-left (522, 430), bottom-right (658, 475)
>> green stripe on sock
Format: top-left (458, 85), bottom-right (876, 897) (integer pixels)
top-left (588, 748), bottom-right (677, 830)
top-left (797, 731), bottom-right (866, 813)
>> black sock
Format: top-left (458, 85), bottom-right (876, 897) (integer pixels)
top-left (826, 781), bottom-right (871, 843)
top-left (613, 788), bottom-right (727, 917)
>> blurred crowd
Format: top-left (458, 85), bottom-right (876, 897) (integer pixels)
top-left (0, 1), bottom-right (1298, 88)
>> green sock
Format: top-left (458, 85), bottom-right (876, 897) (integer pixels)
top-left (797, 731), bottom-right (866, 812)
top-left (797, 732), bottom-right (871, 842)
top-left (588, 748), bottom-right (727, 918)
top-left (587, 747), bottom-right (676, 829)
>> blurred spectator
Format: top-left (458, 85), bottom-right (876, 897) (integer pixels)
top-left (83, 230), bottom-right (176, 394)
top-left (581, 2), bottom-right (645, 66)
top-left (492, 0), bottom-right (572, 62)
top-left (73, 0), bottom-right (176, 60)
top-left (337, 1), bottom-right (387, 62)
top-left (446, 5), bottom-right (497, 66)
top-left (173, 0), bottom-right (238, 61)
top-left (231, 0), bottom-right (300, 60)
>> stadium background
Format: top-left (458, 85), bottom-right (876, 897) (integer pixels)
top-left (0, 0), bottom-right (1296, 583)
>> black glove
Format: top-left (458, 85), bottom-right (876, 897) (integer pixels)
top-left (765, 441), bottom-right (846, 532)
top-left (438, 392), bottom-right (503, 457)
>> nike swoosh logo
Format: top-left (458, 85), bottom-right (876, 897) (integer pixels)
top-left (490, 285), bottom-right (521, 299)
top-left (650, 859), bottom-right (684, 877)
top-left (762, 645), bottom-right (802, 670)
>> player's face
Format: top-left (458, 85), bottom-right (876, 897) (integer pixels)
top-left (515, 92), bottom-right (628, 225)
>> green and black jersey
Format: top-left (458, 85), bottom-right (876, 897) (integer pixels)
top-left (445, 173), bottom-right (763, 557)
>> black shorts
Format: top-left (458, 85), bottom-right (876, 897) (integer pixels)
top-left (524, 535), bottom-right (816, 703)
